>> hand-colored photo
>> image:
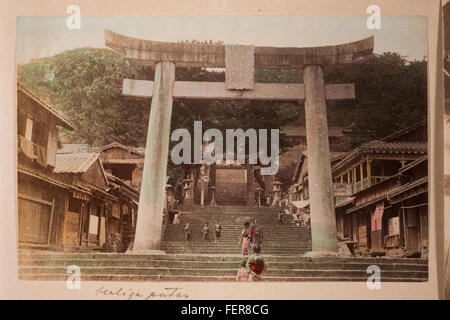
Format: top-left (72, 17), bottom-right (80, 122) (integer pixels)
top-left (16, 15), bottom-right (428, 283)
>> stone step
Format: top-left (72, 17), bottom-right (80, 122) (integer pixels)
top-left (18, 258), bottom-right (428, 271)
top-left (160, 240), bottom-right (312, 245)
top-left (162, 237), bottom-right (311, 242)
top-left (160, 247), bottom-right (309, 250)
top-left (19, 266), bottom-right (428, 279)
top-left (18, 274), bottom-right (428, 282)
top-left (160, 246), bottom-right (310, 250)
top-left (184, 205), bottom-right (280, 212)
top-left (18, 252), bottom-right (428, 265)
top-left (159, 249), bottom-right (311, 254)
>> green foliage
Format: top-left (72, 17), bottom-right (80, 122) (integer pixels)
top-left (20, 48), bottom-right (153, 146)
top-left (324, 52), bottom-right (427, 146)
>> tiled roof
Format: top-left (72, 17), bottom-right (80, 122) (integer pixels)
top-left (54, 152), bottom-right (100, 173)
top-left (333, 141), bottom-right (427, 173)
top-left (332, 120), bottom-right (427, 173)
top-left (359, 141), bottom-right (427, 153)
top-left (101, 141), bottom-right (145, 156)
top-left (18, 165), bottom-right (89, 194)
top-left (58, 144), bottom-right (91, 154)
top-left (17, 82), bottom-right (76, 130)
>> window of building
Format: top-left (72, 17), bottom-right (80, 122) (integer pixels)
top-left (18, 112), bottom-right (49, 150)
top-left (18, 112), bottom-right (27, 137)
top-left (25, 117), bottom-right (33, 140)
top-left (68, 197), bottom-right (82, 213)
top-left (32, 120), bottom-right (49, 148)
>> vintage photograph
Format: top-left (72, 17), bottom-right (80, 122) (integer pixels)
top-left (16, 14), bottom-right (429, 283)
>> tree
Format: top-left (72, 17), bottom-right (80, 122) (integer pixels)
top-left (324, 52), bottom-right (427, 146)
top-left (20, 48), bottom-right (153, 146)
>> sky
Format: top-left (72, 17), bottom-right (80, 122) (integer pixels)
top-left (16, 15), bottom-right (427, 64)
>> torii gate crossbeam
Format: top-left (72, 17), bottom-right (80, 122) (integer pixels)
top-left (104, 30), bottom-right (374, 253)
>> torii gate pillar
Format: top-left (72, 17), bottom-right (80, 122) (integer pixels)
top-left (133, 61), bottom-right (175, 251)
top-left (304, 65), bottom-right (337, 252)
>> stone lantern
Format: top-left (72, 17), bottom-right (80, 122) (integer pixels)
top-left (255, 186), bottom-right (263, 207)
top-left (182, 177), bottom-right (194, 204)
top-left (271, 181), bottom-right (282, 207)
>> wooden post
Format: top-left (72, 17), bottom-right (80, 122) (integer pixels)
top-left (303, 65), bottom-right (337, 252)
top-left (247, 165), bottom-right (255, 207)
top-left (402, 202), bottom-right (408, 249)
top-left (78, 202), bottom-right (85, 247)
top-left (132, 61), bottom-right (175, 252)
top-left (47, 198), bottom-right (56, 245)
top-left (360, 163), bottom-right (364, 180)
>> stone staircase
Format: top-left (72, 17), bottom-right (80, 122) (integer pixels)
top-left (17, 205), bottom-right (428, 282)
top-left (161, 205), bottom-right (311, 255)
top-left (18, 251), bottom-right (428, 282)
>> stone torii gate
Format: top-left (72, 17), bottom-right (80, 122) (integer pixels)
top-left (104, 30), bottom-right (374, 253)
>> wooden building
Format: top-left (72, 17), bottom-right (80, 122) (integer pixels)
top-left (52, 146), bottom-right (141, 252)
top-left (289, 151), bottom-right (347, 204)
top-left (53, 151), bottom-right (117, 249)
top-left (105, 173), bottom-right (139, 252)
top-left (99, 142), bottom-right (145, 190)
top-left (281, 122), bottom-right (353, 152)
top-left (17, 83), bottom-right (140, 251)
top-left (332, 120), bottom-right (428, 257)
top-left (17, 83), bottom-right (77, 249)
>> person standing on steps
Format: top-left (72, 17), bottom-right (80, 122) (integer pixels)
top-left (246, 245), bottom-right (265, 281)
top-left (214, 220), bottom-right (222, 246)
top-left (236, 259), bottom-right (250, 282)
top-left (239, 222), bottom-right (251, 256)
top-left (172, 212), bottom-right (180, 224)
top-left (184, 221), bottom-right (192, 246)
top-left (250, 220), bottom-right (263, 249)
top-left (277, 211), bottom-right (283, 225)
top-left (201, 223), bottom-right (210, 240)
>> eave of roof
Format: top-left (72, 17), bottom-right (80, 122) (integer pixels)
top-left (102, 158), bottom-right (144, 164)
top-left (332, 142), bottom-right (427, 174)
top-left (387, 176), bottom-right (428, 201)
top-left (332, 120), bottom-right (428, 173)
top-left (101, 141), bottom-right (145, 157)
top-left (18, 165), bottom-right (90, 194)
top-left (54, 152), bottom-right (109, 187)
top-left (106, 173), bottom-right (139, 194)
top-left (54, 152), bottom-right (99, 173)
top-left (18, 83), bottom-right (77, 131)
